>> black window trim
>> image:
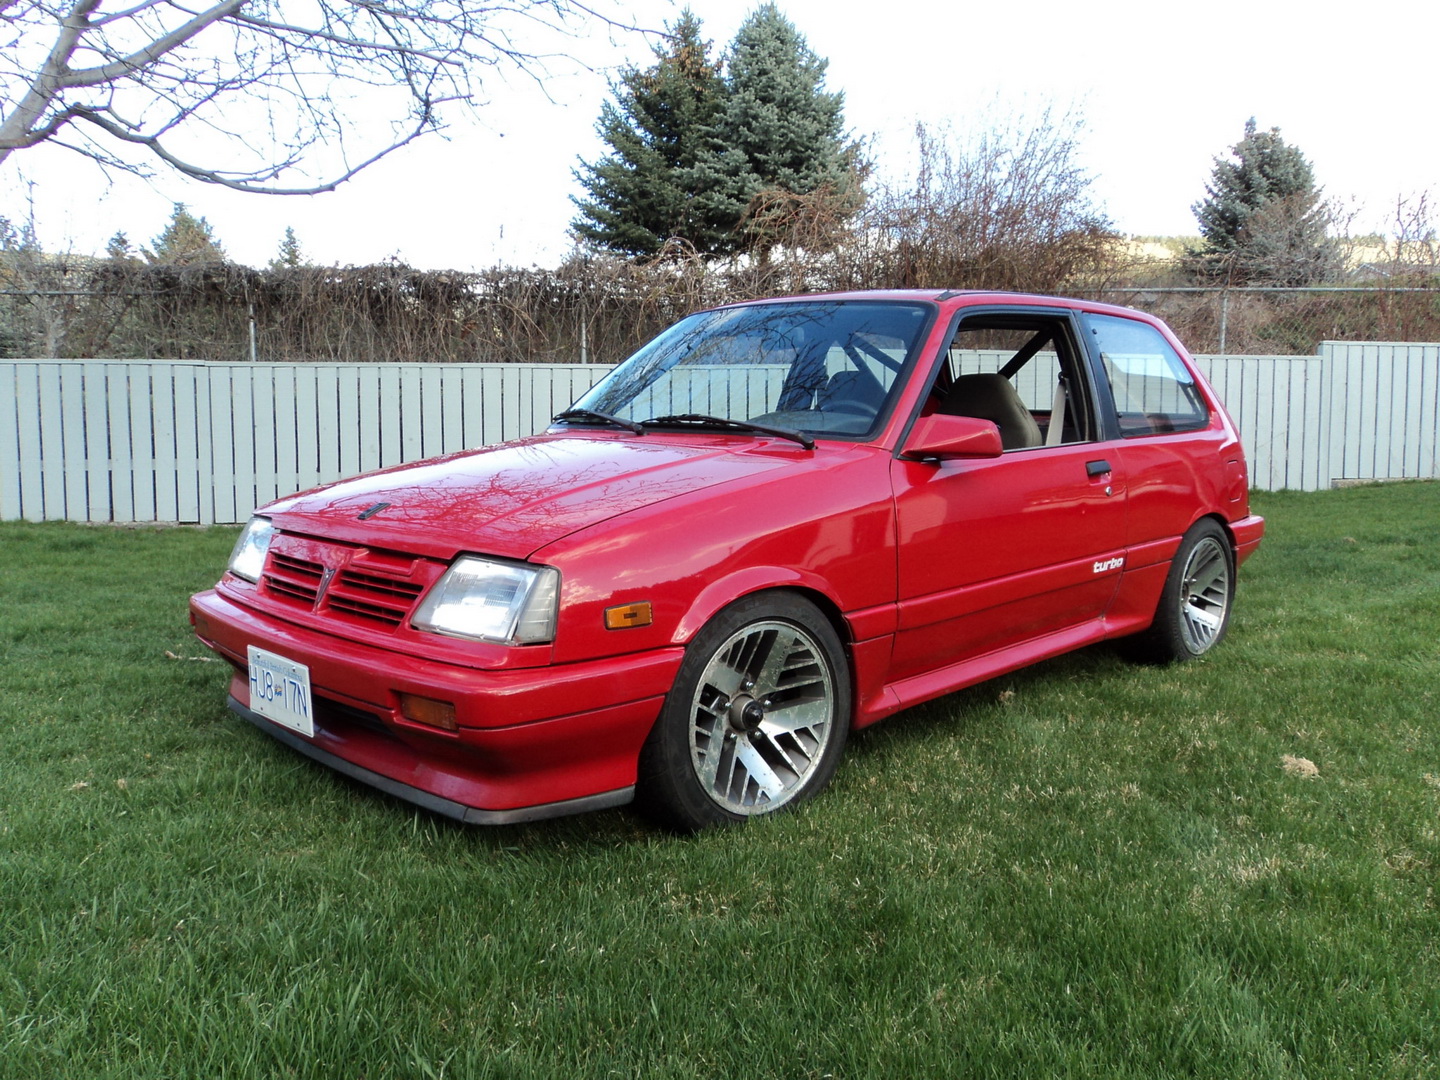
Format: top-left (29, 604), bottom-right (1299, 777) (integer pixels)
top-left (909, 305), bottom-right (1107, 452)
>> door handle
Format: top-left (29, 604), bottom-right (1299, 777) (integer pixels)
top-left (1086, 459), bottom-right (1112, 477)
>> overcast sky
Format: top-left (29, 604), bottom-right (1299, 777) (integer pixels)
top-left (3, 0), bottom-right (1435, 270)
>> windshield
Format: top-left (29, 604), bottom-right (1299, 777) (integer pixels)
top-left (569, 300), bottom-right (933, 439)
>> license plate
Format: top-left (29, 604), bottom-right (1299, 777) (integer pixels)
top-left (247, 646), bottom-right (315, 737)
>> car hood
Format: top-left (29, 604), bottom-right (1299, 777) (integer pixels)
top-left (262, 433), bottom-right (806, 561)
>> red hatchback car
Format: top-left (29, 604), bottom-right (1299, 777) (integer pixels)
top-left (191, 291), bottom-right (1263, 831)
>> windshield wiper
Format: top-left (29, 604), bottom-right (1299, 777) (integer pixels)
top-left (641, 413), bottom-right (815, 450)
top-left (551, 408), bottom-right (645, 435)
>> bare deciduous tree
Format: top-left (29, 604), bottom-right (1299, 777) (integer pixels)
top-left (0, 201), bottom-right (81, 355)
top-left (862, 112), bottom-right (1121, 293)
top-left (1382, 191), bottom-right (1439, 279)
top-left (1, 0), bottom-right (635, 194)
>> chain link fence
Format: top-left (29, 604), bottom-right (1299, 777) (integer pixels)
top-left (1086, 287), bottom-right (1440, 354)
top-left (3, 257), bottom-right (1439, 363)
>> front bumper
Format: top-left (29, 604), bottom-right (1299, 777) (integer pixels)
top-left (191, 588), bottom-right (685, 823)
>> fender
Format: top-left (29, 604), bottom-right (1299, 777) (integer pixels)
top-left (672, 565), bottom-right (853, 645)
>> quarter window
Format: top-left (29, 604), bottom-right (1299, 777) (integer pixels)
top-left (1085, 314), bottom-right (1209, 436)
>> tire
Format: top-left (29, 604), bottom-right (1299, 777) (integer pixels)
top-left (637, 592), bottom-right (851, 832)
top-left (1128, 518), bottom-right (1235, 664)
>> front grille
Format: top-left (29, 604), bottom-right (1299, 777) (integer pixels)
top-left (265, 553), bottom-right (325, 606)
top-left (339, 569), bottom-right (427, 602)
top-left (327, 567), bottom-right (428, 626)
top-left (260, 535), bottom-right (440, 631)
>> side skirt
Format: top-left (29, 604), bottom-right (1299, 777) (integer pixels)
top-left (856, 615), bottom-right (1141, 728)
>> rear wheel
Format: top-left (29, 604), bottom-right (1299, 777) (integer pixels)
top-left (1129, 519), bottom-right (1235, 663)
top-left (638, 593), bottom-right (851, 832)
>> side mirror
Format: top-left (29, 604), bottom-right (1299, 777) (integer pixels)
top-left (902, 413), bottom-right (1004, 460)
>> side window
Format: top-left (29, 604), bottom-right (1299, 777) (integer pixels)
top-left (934, 316), bottom-right (1095, 450)
top-left (1085, 314), bottom-right (1210, 436)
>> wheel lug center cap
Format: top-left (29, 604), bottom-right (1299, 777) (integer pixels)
top-left (729, 695), bottom-right (765, 733)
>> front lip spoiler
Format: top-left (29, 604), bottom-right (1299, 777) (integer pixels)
top-left (229, 696), bottom-right (635, 825)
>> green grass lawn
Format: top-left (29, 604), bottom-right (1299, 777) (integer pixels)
top-left (2, 484), bottom-right (1437, 1079)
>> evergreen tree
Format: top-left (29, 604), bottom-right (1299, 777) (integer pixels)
top-left (695, 4), bottom-right (858, 257)
top-left (146, 204), bottom-right (227, 266)
top-left (1192, 119), bottom-right (1336, 284)
top-left (105, 231), bottom-right (135, 261)
top-left (571, 11), bottom-right (728, 256)
top-left (270, 226), bottom-right (306, 269)
top-left (0, 215), bottom-right (38, 255)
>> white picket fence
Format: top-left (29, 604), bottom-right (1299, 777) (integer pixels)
top-left (3, 342), bottom-right (1438, 524)
top-left (1198, 343), bottom-right (1440, 492)
top-left (0, 361), bottom-right (608, 525)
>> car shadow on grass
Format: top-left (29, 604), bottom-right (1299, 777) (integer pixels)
top-left (231, 639), bottom-right (1149, 849)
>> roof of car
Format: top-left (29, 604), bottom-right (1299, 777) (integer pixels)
top-left (734, 289), bottom-right (1159, 321)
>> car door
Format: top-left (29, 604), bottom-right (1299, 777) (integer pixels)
top-left (888, 309), bottom-right (1129, 683)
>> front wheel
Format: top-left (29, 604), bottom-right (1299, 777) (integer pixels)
top-left (1129, 518), bottom-right (1235, 663)
top-left (637, 593), bottom-right (851, 832)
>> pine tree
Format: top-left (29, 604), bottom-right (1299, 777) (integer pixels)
top-left (695, 4), bottom-right (858, 257)
top-left (146, 204), bottom-right (227, 266)
top-left (270, 226), bottom-right (305, 269)
top-left (571, 11), bottom-right (728, 256)
top-left (0, 215), bottom-right (37, 255)
top-left (105, 231), bottom-right (135, 261)
top-left (1192, 119), bottom-right (1335, 284)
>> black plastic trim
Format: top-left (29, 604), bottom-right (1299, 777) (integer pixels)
top-left (897, 304), bottom-right (1101, 457)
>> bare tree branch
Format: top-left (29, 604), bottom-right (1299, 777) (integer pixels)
top-left (0, 1), bottom-right (100, 153)
top-left (69, 99), bottom-right (439, 193)
top-left (89, 3), bottom-right (176, 28)
top-left (64, 1), bottom-right (247, 88)
top-left (228, 11), bottom-right (466, 66)
top-left (1, 0), bottom-right (644, 193)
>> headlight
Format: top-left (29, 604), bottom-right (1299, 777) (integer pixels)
top-left (228, 517), bottom-right (275, 583)
top-left (412, 557), bottom-right (560, 645)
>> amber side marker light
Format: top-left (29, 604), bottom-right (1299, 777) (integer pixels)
top-left (398, 693), bottom-right (459, 732)
top-left (605, 602), bottom-right (653, 630)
